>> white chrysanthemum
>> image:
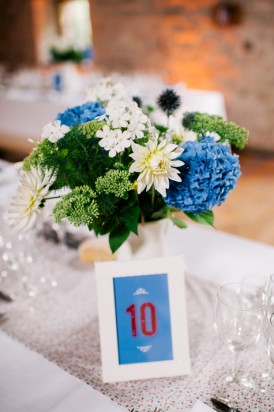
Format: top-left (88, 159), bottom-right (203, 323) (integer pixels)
top-left (86, 77), bottom-right (129, 103)
top-left (41, 120), bottom-right (70, 143)
top-left (7, 167), bottom-right (55, 233)
top-left (129, 140), bottom-right (184, 197)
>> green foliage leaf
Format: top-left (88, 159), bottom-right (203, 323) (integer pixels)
top-left (109, 225), bottom-right (130, 253)
top-left (123, 205), bottom-right (141, 235)
top-left (155, 124), bottom-right (169, 134)
top-left (184, 210), bottom-right (215, 227)
top-left (170, 216), bottom-right (188, 229)
top-left (151, 206), bottom-right (169, 220)
top-left (145, 105), bottom-right (154, 113)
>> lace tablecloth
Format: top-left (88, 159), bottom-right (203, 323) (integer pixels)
top-left (0, 234), bottom-right (273, 412)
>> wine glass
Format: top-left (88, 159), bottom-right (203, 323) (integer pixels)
top-left (214, 282), bottom-right (265, 389)
top-left (0, 208), bottom-right (57, 299)
top-left (266, 274), bottom-right (274, 321)
top-left (259, 274), bottom-right (274, 390)
top-left (264, 313), bottom-right (274, 390)
top-left (268, 314), bottom-right (274, 363)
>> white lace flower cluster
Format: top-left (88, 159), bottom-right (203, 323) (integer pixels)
top-left (41, 120), bottom-right (70, 143)
top-left (86, 77), bottom-right (128, 103)
top-left (96, 99), bottom-right (151, 158)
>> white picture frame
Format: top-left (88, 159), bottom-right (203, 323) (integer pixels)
top-left (95, 255), bottom-right (191, 382)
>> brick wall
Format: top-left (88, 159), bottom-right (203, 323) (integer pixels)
top-left (0, 0), bottom-right (37, 69)
top-left (0, 0), bottom-right (273, 150)
top-left (90, 0), bottom-right (274, 151)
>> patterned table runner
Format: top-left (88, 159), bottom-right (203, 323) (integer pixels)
top-left (0, 241), bottom-right (273, 411)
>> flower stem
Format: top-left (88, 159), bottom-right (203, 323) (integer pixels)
top-left (44, 196), bottom-right (61, 201)
top-left (141, 213), bottom-right (145, 225)
top-left (151, 186), bottom-right (155, 210)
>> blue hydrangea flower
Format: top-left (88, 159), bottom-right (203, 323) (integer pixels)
top-left (165, 136), bottom-right (241, 214)
top-left (56, 102), bottom-right (105, 127)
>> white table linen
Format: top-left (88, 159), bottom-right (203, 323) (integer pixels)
top-left (0, 162), bottom-right (273, 411)
top-left (0, 331), bottom-right (126, 412)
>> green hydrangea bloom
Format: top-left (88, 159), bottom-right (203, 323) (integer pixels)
top-left (53, 185), bottom-right (98, 227)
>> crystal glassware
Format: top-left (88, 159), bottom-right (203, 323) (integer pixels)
top-left (263, 313), bottom-right (274, 393)
top-left (214, 282), bottom-right (265, 389)
top-left (259, 274), bottom-right (274, 391)
top-left (0, 208), bottom-right (57, 300)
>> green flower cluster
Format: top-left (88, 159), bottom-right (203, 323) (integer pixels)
top-left (95, 170), bottom-right (132, 198)
top-left (182, 112), bottom-right (249, 149)
top-left (80, 120), bottom-right (105, 139)
top-left (53, 186), bottom-right (98, 227)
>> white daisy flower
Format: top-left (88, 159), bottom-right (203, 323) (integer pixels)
top-left (41, 120), bottom-right (70, 143)
top-left (7, 167), bottom-right (56, 233)
top-left (129, 140), bottom-right (184, 197)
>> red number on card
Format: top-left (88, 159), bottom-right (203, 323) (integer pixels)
top-left (126, 302), bottom-right (157, 337)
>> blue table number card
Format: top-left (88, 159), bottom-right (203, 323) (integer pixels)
top-left (113, 273), bottom-right (173, 365)
top-left (95, 256), bottom-right (191, 382)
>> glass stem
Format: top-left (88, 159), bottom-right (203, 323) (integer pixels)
top-left (231, 351), bottom-right (240, 379)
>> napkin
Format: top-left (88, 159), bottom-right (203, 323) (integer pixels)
top-left (0, 331), bottom-right (126, 412)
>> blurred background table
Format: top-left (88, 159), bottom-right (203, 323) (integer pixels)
top-left (0, 79), bottom-right (226, 158)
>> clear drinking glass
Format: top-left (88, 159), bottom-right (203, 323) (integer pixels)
top-left (214, 282), bottom-right (265, 388)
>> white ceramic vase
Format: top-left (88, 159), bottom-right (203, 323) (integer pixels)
top-left (116, 219), bottom-right (170, 260)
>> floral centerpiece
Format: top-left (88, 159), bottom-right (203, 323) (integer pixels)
top-left (8, 78), bottom-right (248, 253)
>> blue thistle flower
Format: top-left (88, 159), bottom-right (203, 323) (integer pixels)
top-left (56, 102), bottom-right (105, 127)
top-left (157, 88), bottom-right (181, 116)
top-left (165, 136), bottom-right (241, 214)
